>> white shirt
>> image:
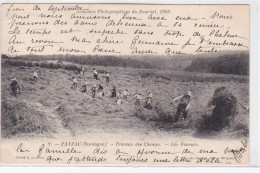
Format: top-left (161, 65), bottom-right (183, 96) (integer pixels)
top-left (135, 94), bottom-right (142, 100)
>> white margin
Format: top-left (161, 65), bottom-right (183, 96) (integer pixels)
top-left (0, 0), bottom-right (259, 172)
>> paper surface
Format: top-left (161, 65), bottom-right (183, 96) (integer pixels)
top-left (1, 3), bottom-right (250, 165)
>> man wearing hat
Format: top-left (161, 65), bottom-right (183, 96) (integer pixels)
top-left (33, 70), bottom-right (38, 82)
top-left (134, 93), bottom-right (142, 106)
top-left (81, 81), bottom-right (88, 93)
top-left (147, 91), bottom-right (153, 99)
top-left (91, 84), bottom-right (97, 98)
top-left (123, 89), bottom-right (129, 101)
top-left (111, 86), bottom-right (117, 98)
top-left (97, 84), bottom-right (104, 92)
top-left (72, 77), bottom-right (77, 89)
top-left (93, 68), bottom-right (99, 80)
top-left (105, 72), bottom-right (110, 84)
top-left (80, 66), bottom-right (85, 75)
top-left (10, 78), bottom-right (20, 96)
top-left (144, 91), bottom-right (153, 110)
top-left (172, 91), bottom-right (193, 123)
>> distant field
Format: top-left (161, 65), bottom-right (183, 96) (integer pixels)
top-left (2, 50), bottom-right (249, 75)
top-left (1, 60), bottom-right (249, 140)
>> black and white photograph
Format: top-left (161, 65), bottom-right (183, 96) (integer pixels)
top-left (1, 52), bottom-right (250, 140)
top-left (0, 3), bottom-right (252, 166)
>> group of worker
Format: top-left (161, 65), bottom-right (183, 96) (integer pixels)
top-left (72, 68), bottom-right (155, 109)
top-left (9, 66), bottom-right (204, 123)
top-left (71, 68), bottom-right (110, 98)
top-left (70, 67), bottom-right (198, 123)
top-left (72, 68), bottom-right (193, 122)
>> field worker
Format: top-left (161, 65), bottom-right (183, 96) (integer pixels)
top-left (134, 93), bottom-right (142, 106)
top-left (111, 86), bottom-right (117, 98)
top-left (93, 68), bottom-right (99, 80)
top-left (33, 71), bottom-right (38, 82)
top-left (35, 67), bottom-right (41, 76)
top-left (80, 81), bottom-right (88, 93)
top-left (10, 78), bottom-right (20, 96)
top-left (123, 89), bottom-right (129, 101)
top-left (81, 66), bottom-right (85, 75)
top-left (144, 91), bottom-right (153, 110)
top-left (91, 84), bottom-right (97, 98)
top-left (147, 91), bottom-right (153, 99)
top-left (147, 91), bottom-right (153, 104)
top-left (75, 69), bottom-right (79, 74)
top-left (105, 73), bottom-right (110, 83)
top-left (72, 77), bottom-right (77, 89)
top-left (97, 84), bottom-right (105, 97)
top-left (133, 92), bottom-right (138, 101)
top-left (97, 84), bottom-right (104, 92)
top-left (172, 91), bottom-right (193, 123)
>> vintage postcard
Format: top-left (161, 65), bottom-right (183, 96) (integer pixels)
top-left (1, 3), bottom-right (250, 165)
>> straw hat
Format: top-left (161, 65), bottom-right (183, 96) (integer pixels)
top-left (11, 78), bottom-right (17, 81)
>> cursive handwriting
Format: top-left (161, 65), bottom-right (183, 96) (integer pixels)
top-left (3, 4), bottom-right (249, 61)
top-left (223, 129), bottom-right (248, 163)
top-left (16, 143), bottom-right (30, 153)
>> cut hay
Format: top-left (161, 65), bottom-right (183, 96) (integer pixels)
top-left (197, 87), bottom-right (239, 133)
top-left (1, 98), bottom-right (56, 138)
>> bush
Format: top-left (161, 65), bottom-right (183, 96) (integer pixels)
top-left (139, 71), bottom-right (156, 79)
top-left (3, 60), bottom-right (80, 72)
top-left (186, 52), bottom-right (249, 75)
top-left (2, 54), bottom-right (155, 70)
top-left (135, 70), bottom-right (248, 83)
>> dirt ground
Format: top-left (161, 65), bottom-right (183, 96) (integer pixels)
top-left (1, 64), bottom-right (249, 140)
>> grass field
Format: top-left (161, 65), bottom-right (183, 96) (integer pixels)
top-left (1, 60), bottom-right (249, 140)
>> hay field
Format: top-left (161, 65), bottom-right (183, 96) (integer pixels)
top-left (1, 61), bottom-right (249, 140)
